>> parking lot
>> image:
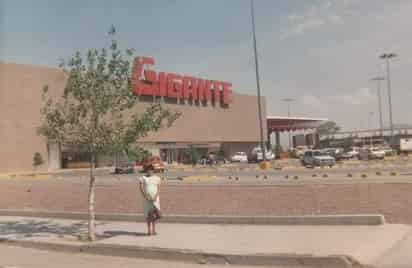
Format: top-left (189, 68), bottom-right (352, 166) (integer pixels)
top-left (1, 156), bottom-right (412, 225)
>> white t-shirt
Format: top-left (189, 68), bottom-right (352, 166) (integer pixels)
top-left (139, 175), bottom-right (161, 201)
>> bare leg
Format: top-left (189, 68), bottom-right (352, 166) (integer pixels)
top-left (152, 221), bottom-right (157, 235)
top-left (147, 220), bottom-right (151, 235)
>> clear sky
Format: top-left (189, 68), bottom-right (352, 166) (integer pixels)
top-left (1, 0), bottom-right (412, 131)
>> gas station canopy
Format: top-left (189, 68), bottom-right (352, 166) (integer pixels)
top-left (267, 116), bottom-right (327, 132)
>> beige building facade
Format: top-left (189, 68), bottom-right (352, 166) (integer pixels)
top-left (0, 62), bottom-right (267, 172)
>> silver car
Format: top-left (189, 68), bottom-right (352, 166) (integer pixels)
top-left (302, 150), bottom-right (336, 167)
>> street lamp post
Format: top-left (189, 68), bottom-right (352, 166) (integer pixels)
top-left (370, 76), bottom-right (385, 137)
top-left (379, 53), bottom-right (397, 146)
top-left (250, 0), bottom-right (266, 160)
top-left (369, 112), bottom-right (374, 146)
top-left (282, 98), bottom-right (295, 149)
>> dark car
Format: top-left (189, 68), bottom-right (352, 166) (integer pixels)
top-left (114, 160), bottom-right (135, 174)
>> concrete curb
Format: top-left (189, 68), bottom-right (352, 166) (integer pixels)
top-left (0, 210), bottom-right (385, 225)
top-left (1, 239), bottom-right (363, 268)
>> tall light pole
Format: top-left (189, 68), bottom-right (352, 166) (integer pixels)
top-left (379, 53), bottom-right (397, 146)
top-left (370, 76), bottom-right (385, 137)
top-left (369, 112), bottom-right (374, 146)
top-left (250, 0), bottom-right (266, 160)
top-left (282, 98), bottom-right (295, 149)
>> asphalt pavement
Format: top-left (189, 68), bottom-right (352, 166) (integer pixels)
top-left (5, 157), bottom-right (412, 185)
top-left (43, 160), bottom-right (412, 185)
top-left (0, 216), bottom-right (411, 267)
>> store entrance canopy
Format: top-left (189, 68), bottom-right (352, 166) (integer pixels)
top-left (267, 116), bottom-right (327, 132)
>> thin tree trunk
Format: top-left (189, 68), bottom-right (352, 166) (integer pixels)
top-left (115, 152), bottom-right (119, 170)
top-left (88, 152), bottom-right (96, 241)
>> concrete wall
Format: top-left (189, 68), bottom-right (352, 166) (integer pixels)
top-left (47, 142), bottom-right (61, 171)
top-left (0, 62), bottom-right (266, 172)
top-left (0, 63), bottom-right (66, 173)
top-left (137, 94), bottom-right (267, 143)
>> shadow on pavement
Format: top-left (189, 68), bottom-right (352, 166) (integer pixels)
top-left (0, 220), bottom-right (87, 237)
top-left (103, 230), bottom-right (147, 237)
top-left (0, 220), bottom-right (147, 240)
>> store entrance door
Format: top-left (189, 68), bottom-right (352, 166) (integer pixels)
top-left (161, 148), bottom-right (177, 164)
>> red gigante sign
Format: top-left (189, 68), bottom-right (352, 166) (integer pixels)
top-left (131, 56), bottom-right (233, 105)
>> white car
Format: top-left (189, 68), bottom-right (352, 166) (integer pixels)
top-left (257, 149), bottom-right (275, 161)
top-left (249, 147), bottom-right (275, 162)
top-left (359, 147), bottom-right (385, 160)
top-left (370, 148), bottom-right (386, 159)
top-left (380, 146), bottom-right (396, 156)
top-left (231, 152), bottom-right (248, 163)
top-left (292, 146), bottom-right (309, 158)
top-left (342, 147), bottom-right (360, 159)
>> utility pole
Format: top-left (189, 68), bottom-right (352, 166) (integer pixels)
top-left (250, 0), bottom-right (266, 161)
top-left (369, 112), bottom-right (374, 147)
top-left (379, 53), bottom-right (397, 146)
top-left (370, 76), bottom-right (385, 137)
top-left (282, 98), bottom-right (295, 150)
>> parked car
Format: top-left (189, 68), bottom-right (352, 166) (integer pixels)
top-left (266, 150), bottom-right (276, 160)
top-left (249, 147), bottom-right (275, 162)
top-left (379, 146), bottom-right (396, 156)
top-left (231, 152), bottom-right (248, 163)
top-left (341, 147), bottom-right (360, 159)
top-left (141, 156), bottom-right (165, 173)
top-left (358, 147), bottom-right (385, 160)
top-left (291, 146), bottom-right (309, 158)
top-left (114, 160), bottom-right (135, 174)
top-left (322, 147), bottom-right (344, 161)
top-left (301, 150), bottom-right (336, 167)
top-left (199, 152), bottom-right (227, 165)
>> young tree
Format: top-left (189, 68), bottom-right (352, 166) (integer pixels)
top-left (316, 121), bottom-right (341, 137)
top-left (123, 146), bottom-right (152, 163)
top-left (32, 152), bottom-right (44, 171)
top-left (38, 27), bottom-right (179, 241)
